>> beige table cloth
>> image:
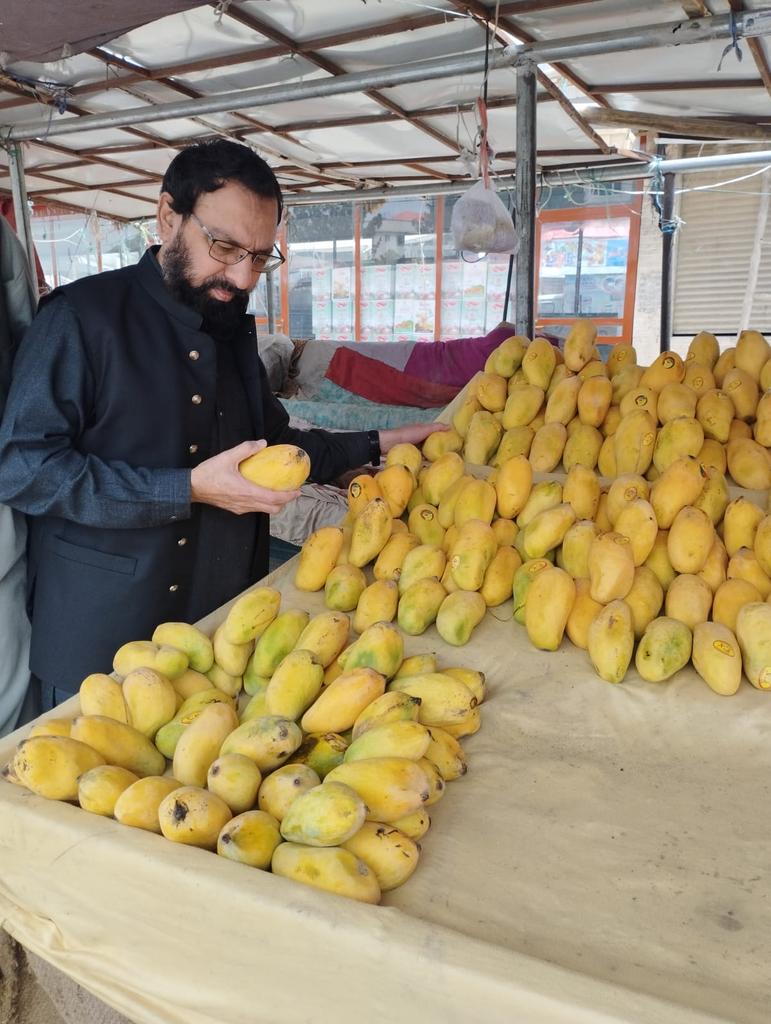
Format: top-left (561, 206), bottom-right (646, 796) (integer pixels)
top-left (1, 557), bottom-right (770, 1024)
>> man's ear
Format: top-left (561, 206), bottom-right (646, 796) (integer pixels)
top-left (157, 192), bottom-right (179, 244)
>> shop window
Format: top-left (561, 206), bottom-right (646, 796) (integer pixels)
top-left (285, 204), bottom-right (355, 341)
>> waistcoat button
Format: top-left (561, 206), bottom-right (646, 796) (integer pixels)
top-left (189, 443), bottom-right (199, 454)
top-left (178, 537), bottom-right (187, 546)
top-left (169, 584), bottom-right (179, 592)
top-left (189, 350), bottom-right (200, 360)
top-left (191, 394), bottom-right (202, 405)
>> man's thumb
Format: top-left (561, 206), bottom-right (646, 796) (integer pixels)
top-left (235, 439), bottom-right (267, 462)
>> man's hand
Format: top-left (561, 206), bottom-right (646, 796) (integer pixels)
top-left (378, 421), bottom-right (448, 454)
top-left (190, 440), bottom-right (301, 515)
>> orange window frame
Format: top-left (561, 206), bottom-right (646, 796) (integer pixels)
top-left (534, 193), bottom-right (642, 344)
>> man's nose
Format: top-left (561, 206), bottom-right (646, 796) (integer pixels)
top-left (225, 257), bottom-right (259, 291)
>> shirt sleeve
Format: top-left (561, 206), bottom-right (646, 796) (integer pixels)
top-left (0, 296), bottom-right (191, 528)
top-left (258, 360), bottom-right (371, 483)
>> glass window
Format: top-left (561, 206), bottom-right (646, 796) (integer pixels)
top-left (285, 203), bottom-right (354, 341)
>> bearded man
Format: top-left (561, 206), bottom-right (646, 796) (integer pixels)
top-left (0, 140), bottom-right (437, 715)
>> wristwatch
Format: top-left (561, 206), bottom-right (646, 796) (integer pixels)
top-left (367, 429), bottom-right (382, 467)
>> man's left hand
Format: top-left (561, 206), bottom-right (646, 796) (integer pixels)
top-left (378, 422), bottom-right (448, 454)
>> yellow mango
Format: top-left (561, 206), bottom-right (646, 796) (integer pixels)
top-left (112, 640), bottom-right (184, 680)
top-left (294, 611), bottom-right (350, 668)
top-left (12, 736), bottom-right (105, 801)
top-left (492, 518), bottom-right (518, 547)
top-left (619, 385), bottom-right (658, 422)
top-left (755, 514), bottom-right (771, 577)
top-left (589, 532), bottom-right (635, 603)
top-left (207, 753), bottom-right (262, 814)
top-left (152, 622), bottom-right (214, 673)
top-left (301, 668), bottom-right (386, 735)
top-left (341, 821), bottom-right (419, 892)
top-left (417, 756), bottom-right (446, 806)
top-left (280, 781), bottom-right (367, 847)
top-left (726, 438), bottom-right (771, 490)
top-left (387, 672), bottom-right (476, 728)
top-left (373, 532), bottom-right (419, 583)
top-left (696, 438), bottom-right (726, 476)
top-left (587, 600), bottom-right (634, 684)
top-left (578, 360), bottom-right (607, 381)
top-left (247, 611), bottom-right (310, 683)
top-left (407, 504), bottom-right (445, 547)
top-left (442, 667), bottom-right (485, 705)
top-left (727, 548), bottom-right (771, 599)
top-left (723, 367), bottom-right (759, 421)
top-left (665, 574), bottom-right (713, 630)
top-left (217, 809), bottom-right (281, 868)
top-left (624, 565), bottom-right (664, 639)
top-left (597, 434), bottom-right (617, 478)
top-left (422, 725), bottom-right (468, 782)
top-left (295, 527), bottom-right (347, 591)
top-left (687, 331), bottom-right (720, 369)
top-left (271, 842), bottom-right (380, 903)
top-left (494, 455), bottom-right (532, 519)
top-left (158, 786), bottom-right (231, 850)
top-left (729, 418), bottom-right (752, 440)
top-left (634, 617), bottom-right (692, 683)
top-left (735, 329), bottom-right (770, 380)
top-left (393, 655), bottom-right (438, 681)
top-left (258, 763), bottom-right (320, 821)
top-left (736, 602), bottom-right (771, 689)
top-left (351, 690), bottom-right (422, 740)
top-left (559, 520), bottom-right (598, 579)
top-left (577, 375), bottom-right (613, 428)
top-left (487, 335), bottom-right (527, 377)
top-left (170, 668), bottom-right (215, 701)
top-left (522, 337), bottom-right (557, 389)
top-left (114, 775), bottom-right (181, 833)
top-left (27, 718), bottom-right (72, 739)
top-left (640, 350), bottom-right (685, 390)
top-left (206, 663), bottom-right (242, 698)
top-left (697, 537), bottom-right (728, 593)
top-left (607, 343), bottom-right (637, 378)
top-left (696, 389), bottom-right (733, 444)
top-left (613, 409), bottom-right (656, 475)
top-left (212, 623), bottom-right (253, 678)
top-left (715, 347), bottom-right (737, 386)
top-left (344, 721), bottom-right (430, 764)
top-left (338, 621), bottom-right (403, 679)
top-left (529, 422), bottom-right (567, 473)
top-left (436, 590), bottom-right (487, 646)
top-left (325, 758), bottom-right (430, 824)
top-left (657, 383), bottom-right (697, 424)
top-left (398, 544), bottom-right (446, 595)
top-left (121, 667), bottom-right (177, 739)
top-left (389, 808), bottom-right (430, 841)
top-left (652, 417), bottom-right (704, 473)
top-left (502, 384), bottom-right (545, 429)
top-left (347, 474), bottom-right (382, 517)
top-left (220, 715), bottom-right (303, 772)
top-left (475, 372), bottom-right (508, 412)
top-left (422, 427), bottom-right (463, 462)
top-left (78, 764), bottom-right (138, 817)
top-left (605, 474), bottom-right (649, 526)
top-left (561, 465), bottom-right (599, 521)
top-left (334, 525), bottom-right (353, 566)
top-left (522, 504), bottom-right (576, 560)
top-left (644, 531), bottom-right (676, 593)
top-left (349, 497), bottom-right (393, 568)
top-left (452, 392), bottom-right (483, 439)
top-left (713, 578), bottom-right (762, 633)
top-left (563, 423), bottom-right (603, 471)
top-left (385, 442), bottom-right (422, 478)
top-left (480, 546), bottom-right (521, 607)
top-left (353, 579), bottom-right (399, 634)
top-left (545, 374), bottom-right (581, 426)
top-left (692, 467), bottom-right (729, 527)
top-left (375, 464), bottom-right (415, 518)
top-left (525, 566), bottom-right (575, 651)
top-left (238, 443), bottom-right (309, 490)
top-left (79, 672), bottom-right (128, 723)
top-left (491, 425), bottom-right (534, 465)
top-left (422, 451), bottom-right (464, 506)
top-left (760, 357), bottom-right (771, 392)
top-left (563, 319), bottom-right (596, 372)
top-left (265, 650), bottom-right (324, 721)
top-left (611, 364), bottom-right (644, 404)
top-left (464, 410), bottom-right (503, 465)
top-left (650, 456), bottom-right (707, 529)
top-left (239, 690), bottom-right (269, 724)
top-left (223, 587), bottom-right (281, 644)
top-left (595, 492), bottom-right (612, 534)
top-left (173, 701), bottom-right (239, 788)
top-left (684, 361), bottom-right (715, 399)
top-left (512, 558), bottom-right (552, 624)
top-left (397, 576), bottom-right (447, 635)
top-left (754, 392), bottom-right (771, 447)
top-left (436, 474), bottom-right (473, 529)
top-left (156, 689), bottom-right (235, 758)
top-left (453, 478), bottom-right (496, 529)
top-left (565, 578), bottom-right (603, 649)
top-left (611, 498), bottom-right (658, 567)
top-left (692, 622), bottom-right (742, 696)
top-left (449, 518), bottom-right (496, 591)
top-left (667, 505), bottom-right (714, 574)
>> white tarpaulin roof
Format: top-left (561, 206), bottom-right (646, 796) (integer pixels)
top-left (0, 0), bottom-right (769, 220)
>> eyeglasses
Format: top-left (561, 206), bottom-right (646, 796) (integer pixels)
top-left (190, 212), bottom-right (285, 273)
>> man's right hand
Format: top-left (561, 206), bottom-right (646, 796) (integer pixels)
top-left (190, 440), bottom-right (301, 516)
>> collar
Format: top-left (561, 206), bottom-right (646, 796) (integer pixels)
top-left (136, 245), bottom-right (203, 330)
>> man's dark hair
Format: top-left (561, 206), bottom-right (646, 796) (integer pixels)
top-left (161, 139), bottom-right (283, 223)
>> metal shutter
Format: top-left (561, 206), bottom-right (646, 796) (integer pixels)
top-left (673, 168), bottom-right (771, 336)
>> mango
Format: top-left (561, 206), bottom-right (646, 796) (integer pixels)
top-left (714, 346), bottom-right (736, 386)
top-left (525, 567), bottom-right (575, 651)
top-left (723, 367), bottom-right (759, 421)
top-left (464, 411), bottom-right (503, 465)
top-left (373, 532), bottom-right (419, 583)
top-left (294, 611), bottom-right (350, 668)
top-left (12, 736), bottom-right (105, 801)
top-left (212, 623), bottom-right (253, 678)
top-left (652, 416), bottom-right (704, 473)
top-left (406, 504), bottom-right (444, 548)
top-left (239, 443), bottom-right (309, 489)
top-left (683, 361), bottom-right (715, 398)
top-left (512, 558), bottom-right (552, 625)
top-left (151, 622), bottom-right (214, 674)
top-left (736, 602), bottom-right (771, 689)
top-left (220, 715), bottom-right (303, 772)
top-left (578, 360), bottom-right (607, 381)
top-left (206, 663), bottom-right (242, 698)
top-left (339, 621), bottom-right (403, 679)
top-left (301, 668), bottom-right (386, 734)
top-left (351, 691), bottom-right (422, 741)
top-left (522, 504), bottom-right (576, 560)
top-left (729, 419), bottom-right (752, 440)
top-left (223, 587), bottom-right (281, 644)
top-left (453, 479), bottom-right (496, 530)
top-left (597, 435), bottom-right (617, 478)
top-left (376, 464), bottom-right (414, 518)
top-left (173, 701), bottom-right (239, 788)
top-left (325, 758), bottom-right (430, 824)
top-left (491, 517), bottom-right (518, 547)
top-left (607, 343), bottom-right (637, 378)
top-left (726, 438), bottom-right (771, 490)
top-left (727, 547), bottom-right (771, 599)
top-left (257, 763), bottom-right (321, 821)
top-left (697, 537), bottom-right (728, 593)
top-left (558, 520), bottom-right (597, 580)
top-left (452, 391), bottom-right (483, 438)
top-left (335, 525), bottom-right (353, 566)
top-left (271, 842), bottom-right (380, 903)
top-left (397, 576), bottom-right (447, 635)
top-left (341, 822), bottom-right (419, 892)
top-left (475, 372), bottom-right (508, 413)
top-left (393, 655), bottom-right (438, 681)
top-left (589, 532), bottom-right (635, 603)
top-left (79, 673), bottom-right (128, 723)
top-left (114, 775), bottom-right (181, 832)
top-left (264, 650), bottom-right (324, 721)
top-left (112, 640), bottom-right (187, 680)
top-left (529, 422), bottom-right (567, 473)
top-left (158, 786), bottom-right (231, 849)
top-left (665, 574), bottom-right (712, 630)
top-left (696, 389), bottom-right (733, 443)
top-left (486, 335), bottom-right (527, 377)
top-left (754, 392), bottom-right (771, 447)
top-left (693, 467), bottom-right (729, 526)
top-left (391, 809), bottom-right (431, 841)
top-left (611, 364), bottom-right (644, 404)
top-left (565, 578), bottom-right (603, 650)
top-left (155, 689), bottom-right (234, 758)
top-left (344, 721), bottom-right (430, 764)
top-left (349, 497), bottom-right (393, 567)
top-left (217, 810), bottom-right (281, 868)
top-left (70, 715), bottom-right (165, 777)
top-left (650, 456), bottom-right (706, 529)
top-left (421, 451), bottom-right (463, 506)
top-left (587, 600), bottom-right (634, 684)
top-left (619, 386), bottom-right (658, 422)
top-left (239, 689), bottom-right (269, 723)
top-left (78, 764), bottom-right (138, 817)
top-left (577, 376), bottom-right (613, 427)
top-left (450, 518), bottom-right (496, 591)
top-left (28, 718), bottom-right (72, 739)
top-left (206, 753), bottom-right (262, 814)
top-left (385, 442), bottom-right (422, 478)
top-left (502, 384), bottom-right (545, 430)
top-left (697, 439), bottom-right (727, 476)
top-left (351, 579), bottom-right (397, 634)
top-left (545, 374), bottom-right (581, 426)
top-left (347, 474), bottom-right (382, 517)
top-left (492, 426), bottom-right (534, 465)
top-left (614, 409), bottom-right (656, 475)
top-left (563, 319), bottom-right (596, 372)
top-left (435, 474), bottom-right (472, 529)
top-left (692, 622), bottom-right (742, 695)
top-left (613, 499), bottom-right (658, 567)
top-left (279, 781), bottom-right (367, 847)
top-left (687, 331), bottom-right (720, 368)
top-left (640, 351), bottom-right (685, 390)
top-left (634, 617), bottom-right (692, 683)
top-left (755, 514), bottom-right (771, 577)
top-left (423, 427), bottom-right (464, 462)
top-left (562, 464), bottom-right (600, 521)
top-left (667, 505), bottom-right (714, 574)
top-left (436, 590), bottom-right (486, 646)
top-left (624, 565), bottom-right (665, 639)
top-left (522, 337), bottom-right (557, 389)
top-left (657, 383), bottom-right (696, 423)
top-left (735, 329), bottom-right (770, 380)
top-left (712, 578), bottom-right (762, 633)
top-left (494, 455), bottom-right (532, 519)
top-left (480, 546), bottom-right (521, 607)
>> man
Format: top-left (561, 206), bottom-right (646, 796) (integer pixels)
top-left (0, 140), bottom-right (439, 713)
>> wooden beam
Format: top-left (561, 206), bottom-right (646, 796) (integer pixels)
top-left (589, 78), bottom-right (763, 93)
top-left (586, 107), bottom-right (771, 141)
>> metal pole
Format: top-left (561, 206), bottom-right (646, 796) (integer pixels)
top-left (3, 9), bottom-right (770, 142)
top-left (515, 62), bottom-right (537, 338)
top-left (8, 144), bottom-right (36, 274)
top-left (659, 173), bottom-right (676, 353)
top-left (265, 271), bottom-right (276, 334)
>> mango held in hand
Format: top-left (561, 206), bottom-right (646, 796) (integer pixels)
top-left (272, 843), bottom-right (381, 904)
top-left (238, 443), bottom-right (310, 490)
top-left (13, 736), bottom-right (105, 801)
top-left (159, 786), bottom-right (232, 850)
top-left (280, 781), bottom-right (367, 846)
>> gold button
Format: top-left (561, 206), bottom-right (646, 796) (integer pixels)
top-left (189, 443), bottom-right (198, 454)
top-left (177, 537), bottom-right (187, 546)
top-left (189, 350), bottom-right (199, 360)
top-left (169, 584), bottom-right (179, 592)
top-left (191, 394), bottom-right (202, 405)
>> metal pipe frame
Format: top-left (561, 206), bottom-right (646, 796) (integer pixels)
top-left (515, 63), bottom-right (537, 338)
top-left (8, 144), bottom-right (36, 273)
top-left (3, 10), bottom-right (770, 143)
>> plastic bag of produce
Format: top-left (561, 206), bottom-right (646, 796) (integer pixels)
top-left (451, 179), bottom-right (518, 255)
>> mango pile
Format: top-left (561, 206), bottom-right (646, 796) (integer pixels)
top-left (419, 324), bottom-right (771, 491)
top-left (2, 587), bottom-right (482, 905)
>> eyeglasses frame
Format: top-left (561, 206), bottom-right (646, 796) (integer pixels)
top-left (189, 212), bottom-right (285, 273)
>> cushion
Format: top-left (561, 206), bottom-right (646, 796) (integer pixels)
top-left (256, 333), bottom-right (293, 392)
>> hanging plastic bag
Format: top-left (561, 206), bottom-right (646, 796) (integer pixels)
top-left (451, 178), bottom-right (518, 255)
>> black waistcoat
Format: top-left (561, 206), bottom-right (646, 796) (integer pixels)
top-left (26, 249), bottom-right (269, 693)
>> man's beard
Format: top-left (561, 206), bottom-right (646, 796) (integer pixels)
top-left (162, 233), bottom-right (250, 339)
